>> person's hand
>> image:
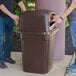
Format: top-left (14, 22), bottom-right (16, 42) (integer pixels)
top-left (55, 17), bottom-right (63, 25)
top-left (11, 14), bottom-right (19, 24)
top-left (52, 15), bottom-right (63, 25)
top-left (52, 15), bottom-right (59, 22)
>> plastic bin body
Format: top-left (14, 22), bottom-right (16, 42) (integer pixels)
top-left (20, 10), bottom-right (57, 74)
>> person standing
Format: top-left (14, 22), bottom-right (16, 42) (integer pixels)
top-left (0, 0), bottom-right (26, 69)
top-left (53, 0), bottom-right (76, 74)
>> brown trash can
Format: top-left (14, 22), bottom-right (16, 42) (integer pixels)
top-left (20, 10), bottom-right (58, 74)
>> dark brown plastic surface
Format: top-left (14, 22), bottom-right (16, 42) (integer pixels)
top-left (20, 10), bottom-right (54, 32)
top-left (20, 10), bottom-right (57, 74)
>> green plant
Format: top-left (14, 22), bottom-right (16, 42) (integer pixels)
top-left (13, 0), bottom-right (35, 33)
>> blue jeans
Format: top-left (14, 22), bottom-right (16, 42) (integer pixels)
top-left (69, 21), bottom-right (76, 48)
top-left (0, 17), bottom-right (14, 62)
top-left (66, 21), bottom-right (76, 74)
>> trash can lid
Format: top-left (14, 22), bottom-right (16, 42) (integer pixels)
top-left (20, 10), bottom-right (55, 33)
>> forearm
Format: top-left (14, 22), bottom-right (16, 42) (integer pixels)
top-left (53, 0), bottom-right (76, 24)
top-left (0, 4), bottom-right (19, 24)
top-left (61, 1), bottom-right (76, 19)
top-left (0, 4), bottom-right (15, 19)
top-left (18, 1), bottom-right (26, 12)
top-left (59, 7), bottom-right (68, 17)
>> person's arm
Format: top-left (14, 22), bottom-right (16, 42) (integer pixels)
top-left (61, 0), bottom-right (76, 19)
top-left (0, 4), bottom-right (19, 23)
top-left (53, 8), bottom-right (68, 22)
top-left (59, 7), bottom-right (68, 17)
top-left (15, 0), bottom-right (26, 13)
top-left (53, 0), bottom-right (76, 24)
top-left (18, 1), bottom-right (26, 12)
top-left (0, 4), bottom-right (19, 19)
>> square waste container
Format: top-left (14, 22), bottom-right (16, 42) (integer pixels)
top-left (20, 10), bottom-right (58, 74)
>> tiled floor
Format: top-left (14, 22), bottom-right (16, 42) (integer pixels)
top-left (0, 52), bottom-right (76, 76)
